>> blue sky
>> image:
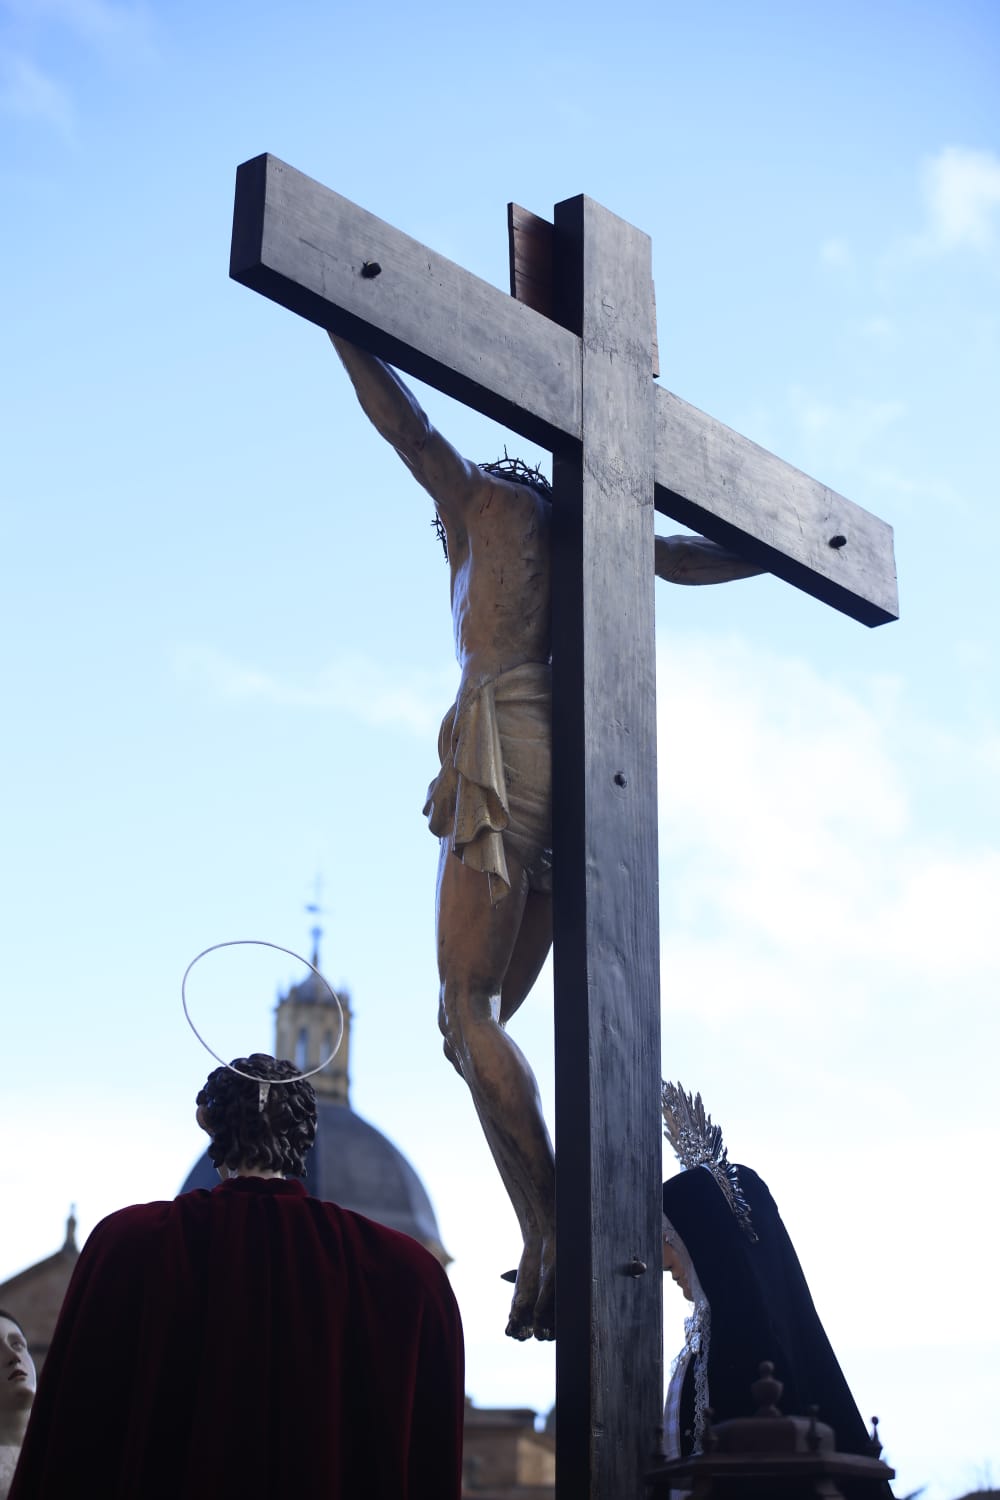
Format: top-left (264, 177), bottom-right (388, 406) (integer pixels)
top-left (2, 2), bottom-right (998, 1495)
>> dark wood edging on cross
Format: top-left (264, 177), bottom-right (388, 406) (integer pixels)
top-left (230, 153), bottom-right (898, 627)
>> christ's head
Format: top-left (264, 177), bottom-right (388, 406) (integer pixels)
top-left (196, 1054), bottom-right (317, 1179)
top-left (433, 456), bottom-right (552, 560)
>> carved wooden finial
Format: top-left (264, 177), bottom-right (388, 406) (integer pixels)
top-left (645, 1357), bottom-right (896, 1497)
top-left (750, 1360), bottom-right (784, 1418)
top-left (868, 1415), bottom-right (883, 1459)
top-left (806, 1405), bottom-right (822, 1454)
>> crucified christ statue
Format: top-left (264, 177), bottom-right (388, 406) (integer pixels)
top-left (330, 333), bottom-right (763, 1342)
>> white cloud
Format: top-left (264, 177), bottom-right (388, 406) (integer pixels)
top-left (2, 0), bottom-right (153, 55)
top-left (657, 634), bottom-right (1000, 1001)
top-left (789, 387), bottom-right (906, 448)
top-left (855, 463), bottom-right (918, 499)
top-left (857, 314), bottom-right (894, 343)
top-left (912, 145), bottom-right (1000, 255)
top-left (171, 643), bottom-right (451, 738)
top-left (819, 237), bottom-right (853, 268)
top-left (772, 1129), bottom-right (1000, 1347)
top-left (654, 631), bottom-right (1000, 1454)
top-left (0, 49), bottom-right (74, 134)
top-left (0, 0), bottom-right (154, 132)
top-left (781, 388), bottom-right (916, 501)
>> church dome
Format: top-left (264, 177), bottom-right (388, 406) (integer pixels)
top-left (180, 1104), bottom-right (448, 1262)
top-left (180, 934), bottom-right (450, 1265)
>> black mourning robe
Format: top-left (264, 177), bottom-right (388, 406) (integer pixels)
top-left (663, 1164), bottom-right (884, 1500)
top-left (11, 1177), bottom-right (464, 1499)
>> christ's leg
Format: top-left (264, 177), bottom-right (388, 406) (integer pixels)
top-left (500, 889), bottom-right (552, 1026)
top-left (498, 888), bottom-right (556, 1336)
top-left (435, 843), bottom-right (556, 1340)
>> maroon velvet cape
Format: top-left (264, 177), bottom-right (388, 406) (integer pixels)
top-left (11, 1178), bottom-right (464, 1499)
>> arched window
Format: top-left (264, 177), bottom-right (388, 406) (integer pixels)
top-left (295, 1027), bottom-right (309, 1070)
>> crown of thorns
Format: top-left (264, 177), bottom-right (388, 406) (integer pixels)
top-left (479, 453), bottom-right (552, 494)
top-left (431, 452), bottom-right (552, 560)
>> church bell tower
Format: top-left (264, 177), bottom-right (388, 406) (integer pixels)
top-left (273, 930), bottom-right (352, 1104)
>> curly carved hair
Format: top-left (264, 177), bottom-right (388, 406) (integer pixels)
top-left (196, 1054), bottom-right (317, 1178)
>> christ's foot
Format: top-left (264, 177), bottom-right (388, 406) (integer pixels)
top-left (505, 1240), bottom-right (541, 1341)
top-left (532, 1239), bottom-right (555, 1340)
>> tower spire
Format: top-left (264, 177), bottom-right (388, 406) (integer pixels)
top-left (276, 877), bottom-right (352, 1103)
top-left (305, 873), bottom-right (325, 967)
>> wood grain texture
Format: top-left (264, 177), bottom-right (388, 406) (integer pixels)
top-left (231, 155), bottom-right (580, 452)
top-left (654, 388), bottom-right (899, 626)
top-left (509, 201), bottom-right (660, 376)
top-left (508, 202), bottom-right (554, 313)
top-left (550, 195), bottom-right (663, 1500)
top-left (231, 154), bottom-right (896, 626)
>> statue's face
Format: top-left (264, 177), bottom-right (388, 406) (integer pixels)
top-left (661, 1239), bottom-right (695, 1303)
top-left (0, 1316), bottom-right (36, 1410)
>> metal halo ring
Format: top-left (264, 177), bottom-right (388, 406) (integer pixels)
top-left (181, 939), bottom-right (344, 1083)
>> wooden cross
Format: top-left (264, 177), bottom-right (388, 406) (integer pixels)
top-left (229, 155), bottom-right (898, 1500)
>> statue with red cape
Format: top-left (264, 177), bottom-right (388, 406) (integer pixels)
top-left (10, 1053), bottom-right (465, 1499)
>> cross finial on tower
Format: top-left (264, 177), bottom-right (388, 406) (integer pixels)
top-left (305, 874), bottom-right (325, 967)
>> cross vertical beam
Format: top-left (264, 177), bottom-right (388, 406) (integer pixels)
top-left (551, 196), bottom-right (663, 1497)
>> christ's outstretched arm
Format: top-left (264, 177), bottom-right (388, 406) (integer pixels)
top-left (655, 533), bottom-right (765, 586)
top-left (329, 334), bottom-right (482, 521)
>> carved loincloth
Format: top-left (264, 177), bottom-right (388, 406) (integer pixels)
top-left (423, 662), bottom-right (552, 904)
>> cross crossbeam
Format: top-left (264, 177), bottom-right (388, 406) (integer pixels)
top-left (231, 154), bottom-right (898, 627)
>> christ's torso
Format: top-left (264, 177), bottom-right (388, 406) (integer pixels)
top-left (446, 474), bottom-right (551, 685)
